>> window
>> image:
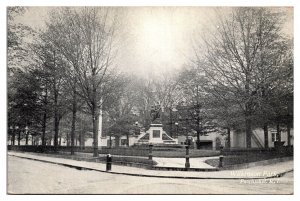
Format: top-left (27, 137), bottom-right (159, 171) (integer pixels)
top-left (153, 130), bottom-right (160, 138)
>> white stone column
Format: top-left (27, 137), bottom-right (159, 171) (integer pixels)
top-left (98, 98), bottom-right (103, 149)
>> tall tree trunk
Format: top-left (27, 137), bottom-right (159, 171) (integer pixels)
top-left (196, 109), bottom-right (201, 149)
top-left (115, 136), bottom-right (119, 147)
top-left (53, 50), bottom-right (60, 149)
top-left (277, 122), bottom-right (281, 142)
top-left (196, 130), bottom-right (201, 149)
top-left (227, 127), bottom-right (231, 148)
top-left (245, 73), bottom-right (252, 148)
top-left (261, 86), bottom-right (269, 149)
top-left (245, 116), bottom-right (252, 148)
top-left (53, 89), bottom-right (59, 148)
top-left (126, 134), bottom-right (129, 147)
top-left (287, 122), bottom-right (291, 146)
top-left (12, 129), bottom-right (15, 145)
top-left (79, 131), bottom-right (82, 149)
top-left (42, 88), bottom-right (48, 146)
top-left (196, 87), bottom-right (201, 149)
top-left (42, 112), bottom-right (47, 146)
top-left (25, 131), bottom-right (28, 145)
top-left (66, 132), bottom-right (70, 147)
top-left (54, 111), bottom-right (59, 148)
top-left (70, 85), bottom-right (77, 155)
top-left (17, 130), bottom-right (21, 146)
top-left (245, 98), bottom-right (252, 148)
top-left (169, 108), bottom-right (173, 137)
top-left (263, 123), bottom-right (269, 148)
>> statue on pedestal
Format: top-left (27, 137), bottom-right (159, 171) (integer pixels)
top-left (136, 103), bottom-right (177, 145)
top-left (150, 104), bottom-right (161, 124)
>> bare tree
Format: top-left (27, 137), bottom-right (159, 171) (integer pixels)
top-left (43, 8), bottom-right (85, 154)
top-left (36, 7), bottom-right (121, 156)
top-left (69, 8), bottom-right (120, 156)
top-left (30, 37), bottom-right (69, 148)
top-left (176, 65), bottom-right (218, 149)
top-left (196, 8), bottom-right (292, 148)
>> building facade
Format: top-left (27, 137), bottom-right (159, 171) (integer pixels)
top-left (230, 128), bottom-right (294, 148)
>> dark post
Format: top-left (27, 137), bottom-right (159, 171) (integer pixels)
top-left (106, 154), bottom-right (112, 171)
top-left (219, 145), bottom-right (224, 168)
top-left (287, 121), bottom-right (291, 146)
top-left (219, 155), bottom-right (224, 168)
top-left (25, 126), bottom-right (29, 145)
top-left (185, 145), bottom-right (190, 169)
top-left (175, 122), bottom-right (179, 139)
top-left (25, 133), bottom-right (28, 145)
top-left (227, 127), bottom-right (231, 148)
top-left (17, 128), bottom-right (21, 146)
top-left (277, 123), bottom-right (281, 142)
top-left (263, 124), bottom-right (269, 148)
top-left (149, 144), bottom-right (153, 160)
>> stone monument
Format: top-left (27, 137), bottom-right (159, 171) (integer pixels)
top-left (137, 104), bottom-right (177, 144)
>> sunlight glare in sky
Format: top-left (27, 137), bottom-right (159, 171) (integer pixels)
top-left (139, 13), bottom-right (175, 61)
top-left (14, 7), bottom-right (293, 79)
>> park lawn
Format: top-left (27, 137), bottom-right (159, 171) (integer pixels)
top-left (152, 148), bottom-right (220, 158)
top-left (100, 147), bottom-right (220, 158)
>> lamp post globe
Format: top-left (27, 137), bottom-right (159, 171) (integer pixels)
top-left (174, 122), bottom-right (179, 139)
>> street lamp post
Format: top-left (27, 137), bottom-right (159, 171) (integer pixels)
top-left (185, 127), bottom-right (189, 146)
top-left (135, 121), bottom-right (139, 135)
top-left (174, 122), bottom-right (179, 139)
top-left (185, 145), bottom-right (190, 169)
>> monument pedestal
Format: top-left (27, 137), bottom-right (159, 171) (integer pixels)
top-left (137, 123), bottom-right (177, 144)
top-left (148, 124), bottom-right (164, 144)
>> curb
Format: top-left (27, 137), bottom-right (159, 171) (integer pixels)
top-left (9, 154), bottom-right (293, 180)
top-left (11, 151), bottom-right (156, 169)
top-left (152, 166), bottom-right (219, 172)
top-left (219, 156), bottom-right (294, 170)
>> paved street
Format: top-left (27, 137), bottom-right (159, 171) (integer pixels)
top-left (7, 156), bottom-right (293, 194)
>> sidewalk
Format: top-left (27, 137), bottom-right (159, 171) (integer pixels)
top-left (8, 151), bottom-right (293, 180)
top-left (60, 150), bottom-right (218, 169)
top-left (154, 156), bottom-right (218, 169)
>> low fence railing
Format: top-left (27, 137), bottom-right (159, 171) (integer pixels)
top-left (7, 145), bottom-right (150, 156)
top-left (221, 146), bottom-right (293, 156)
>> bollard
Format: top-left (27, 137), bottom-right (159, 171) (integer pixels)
top-left (185, 145), bottom-right (190, 169)
top-left (219, 155), bottom-right (224, 168)
top-left (148, 144), bottom-right (153, 160)
top-left (106, 154), bottom-right (112, 171)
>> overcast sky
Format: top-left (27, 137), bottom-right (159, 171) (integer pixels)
top-left (14, 7), bottom-right (293, 79)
